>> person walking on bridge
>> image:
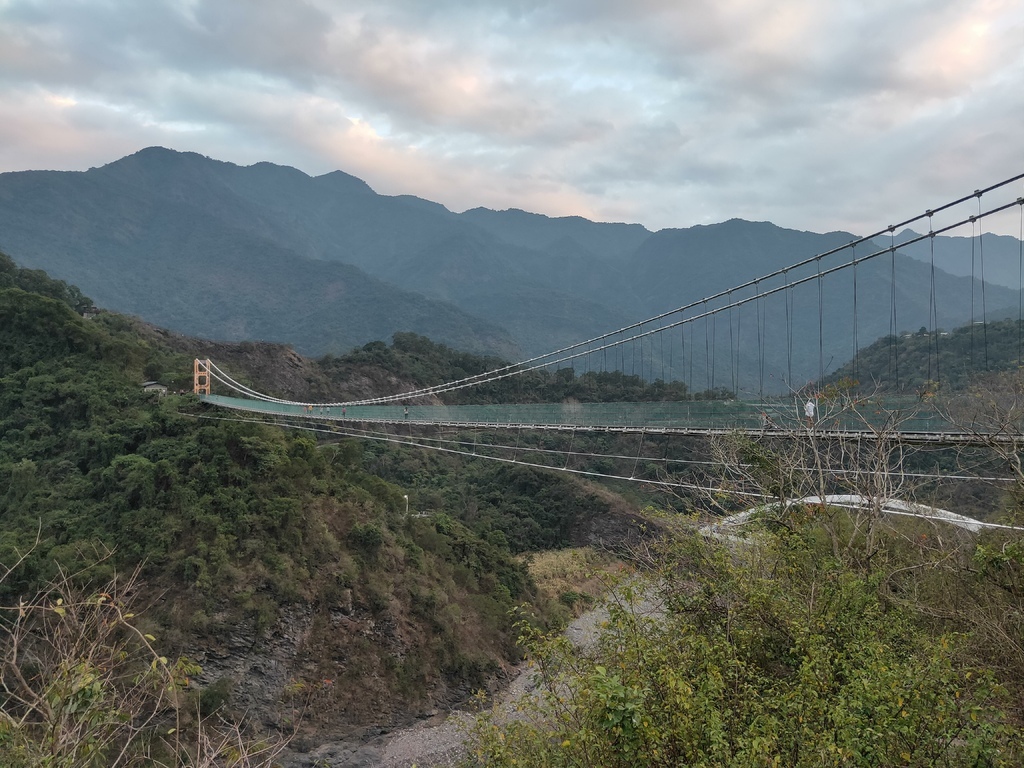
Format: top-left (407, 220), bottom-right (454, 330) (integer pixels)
top-left (804, 398), bottom-right (817, 427)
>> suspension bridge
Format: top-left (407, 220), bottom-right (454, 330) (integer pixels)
top-left (189, 173), bottom-right (1024, 532)
top-left (194, 173), bottom-right (1024, 446)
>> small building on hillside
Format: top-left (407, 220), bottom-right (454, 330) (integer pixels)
top-left (141, 381), bottom-right (168, 396)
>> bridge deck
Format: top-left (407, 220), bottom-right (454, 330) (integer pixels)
top-left (199, 394), bottom-right (1001, 444)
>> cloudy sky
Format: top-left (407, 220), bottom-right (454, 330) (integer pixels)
top-left (2, 0), bottom-right (1023, 235)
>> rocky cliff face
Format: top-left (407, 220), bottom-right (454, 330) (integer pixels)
top-left (185, 579), bottom-right (502, 739)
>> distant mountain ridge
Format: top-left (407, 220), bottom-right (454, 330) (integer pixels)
top-left (0, 147), bottom-right (1020, 390)
top-left (0, 149), bottom-right (518, 358)
top-left (894, 228), bottom-right (1024, 289)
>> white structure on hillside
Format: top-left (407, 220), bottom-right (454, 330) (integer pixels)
top-left (706, 494), bottom-right (1024, 537)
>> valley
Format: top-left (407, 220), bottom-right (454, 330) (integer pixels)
top-left (3, 153), bottom-right (1024, 766)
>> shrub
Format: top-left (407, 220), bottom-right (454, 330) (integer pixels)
top-left (347, 522), bottom-right (385, 556)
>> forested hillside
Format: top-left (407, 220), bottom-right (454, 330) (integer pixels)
top-left (316, 332), bottom-right (701, 405)
top-left (0, 252), bottom-right (648, 748)
top-left (828, 317), bottom-right (1024, 394)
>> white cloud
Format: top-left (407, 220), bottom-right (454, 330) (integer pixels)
top-left (0, 0), bottom-right (1022, 234)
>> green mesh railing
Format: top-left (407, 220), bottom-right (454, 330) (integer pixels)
top-left (200, 394), bottom-right (954, 434)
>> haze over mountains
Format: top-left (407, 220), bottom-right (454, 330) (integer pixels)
top-left (1, 147), bottom-right (1020, 391)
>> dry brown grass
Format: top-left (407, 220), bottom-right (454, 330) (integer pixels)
top-left (524, 547), bottom-right (623, 616)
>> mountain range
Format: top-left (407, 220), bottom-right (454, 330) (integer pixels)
top-left (1, 147), bottom-right (1020, 393)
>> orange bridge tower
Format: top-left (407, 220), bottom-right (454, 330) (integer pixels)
top-left (193, 359), bottom-right (212, 395)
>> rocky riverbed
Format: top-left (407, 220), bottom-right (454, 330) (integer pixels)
top-left (277, 587), bottom-right (628, 768)
top-left (277, 578), bottom-right (661, 768)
